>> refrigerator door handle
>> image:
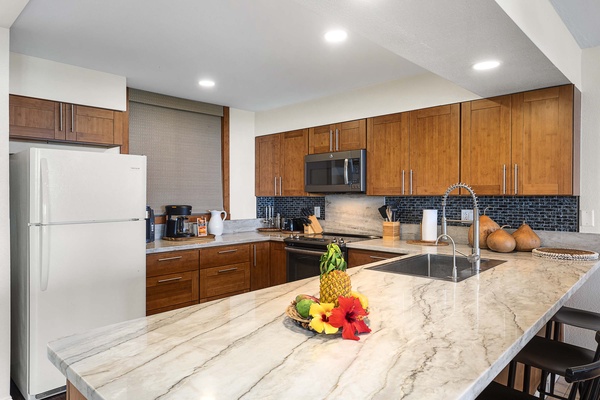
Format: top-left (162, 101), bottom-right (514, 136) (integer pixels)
top-left (40, 158), bottom-right (50, 291)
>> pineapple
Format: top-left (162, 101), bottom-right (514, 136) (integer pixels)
top-left (319, 243), bottom-right (351, 305)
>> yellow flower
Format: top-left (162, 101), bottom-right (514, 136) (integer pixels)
top-left (308, 303), bottom-right (339, 334)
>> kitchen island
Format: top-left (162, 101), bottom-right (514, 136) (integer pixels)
top-left (48, 241), bottom-right (600, 399)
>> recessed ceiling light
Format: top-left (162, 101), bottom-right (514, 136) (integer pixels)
top-left (473, 60), bottom-right (500, 70)
top-left (198, 80), bottom-right (215, 88)
top-left (324, 29), bottom-right (347, 43)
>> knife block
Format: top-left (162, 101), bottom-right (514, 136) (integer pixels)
top-left (383, 221), bottom-right (400, 240)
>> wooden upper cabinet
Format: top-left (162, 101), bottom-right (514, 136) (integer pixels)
top-left (308, 119), bottom-right (366, 154)
top-left (409, 104), bottom-right (460, 195)
top-left (461, 96), bottom-right (512, 195)
top-left (66, 105), bottom-right (122, 145)
top-left (9, 95), bottom-right (63, 140)
top-left (9, 95), bottom-right (128, 149)
top-left (255, 134), bottom-right (281, 196)
top-left (255, 129), bottom-right (308, 197)
top-left (280, 129), bottom-right (308, 196)
top-left (511, 85), bottom-right (574, 195)
top-left (366, 112), bottom-right (410, 195)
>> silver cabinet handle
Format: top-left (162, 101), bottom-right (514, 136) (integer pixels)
top-left (218, 249), bottom-right (238, 254)
top-left (503, 164), bottom-right (506, 194)
top-left (514, 164), bottom-right (518, 195)
top-left (59, 103), bottom-right (63, 132)
top-left (274, 176), bottom-right (277, 196)
top-left (279, 176), bottom-right (282, 196)
top-left (158, 256), bottom-right (183, 262)
top-left (158, 277), bottom-right (183, 283)
top-left (402, 170), bottom-right (405, 195)
top-left (335, 128), bottom-right (339, 151)
top-left (253, 245), bottom-right (257, 267)
top-left (71, 104), bottom-right (74, 132)
top-left (410, 170), bottom-right (413, 195)
top-left (369, 255), bottom-right (392, 260)
top-left (329, 129), bottom-right (333, 152)
top-left (218, 267), bottom-right (238, 274)
top-left (284, 247), bottom-right (325, 256)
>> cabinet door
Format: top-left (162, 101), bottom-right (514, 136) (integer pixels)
top-left (269, 241), bottom-right (287, 286)
top-left (512, 85), bottom-right (573, 195)
top-left (308, 124), bottom-right (334, 154)
top-left (146, 270), bottom-right (199, 315)
top-left (255, 134), bottom-right (281, 196)
top-left (337, 119), bottom-right (366, 152)
top-left (68, 105), bottom-right (120, 145)
top-left (409, 104), bottom-right (460, 195)
top-left (347, 249), bottom-right (403, 268)
top-left (200, 262), bottom-right (250, 302)
top-left (280, 129), bottom-right (308, 196)
top-left (251, 242), bottom-right (270, 291)
top-left (461, 96), bottom-right (512, 195)
top-left (9, 95), bottom-right (64, 140)
top-left (367, 112), bottom-right (410, 195)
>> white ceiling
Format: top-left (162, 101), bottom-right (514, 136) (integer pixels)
top-left (550, 0), bottom-right (600, 48)
top-left (8, 0), bottom-right (597, 112)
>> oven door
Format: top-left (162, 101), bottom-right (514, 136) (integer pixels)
top-left (285, 246), bottom-right (347, 282)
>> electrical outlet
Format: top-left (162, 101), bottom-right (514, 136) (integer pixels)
top-left (314, 206), bottom-right (321, 218)
top-left (581, 210), bottom-right (595, 227)
top-left (461, 209), bottom-right (473, 223)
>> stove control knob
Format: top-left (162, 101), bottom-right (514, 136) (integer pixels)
top-left (289, 234), bottom-right (294, 239)
top-left (339, 238), bottom-right (345, 244)
top-left (294, 234), bottom-right (300, 240)
top-left (332, 238), bottom-right (338, 243)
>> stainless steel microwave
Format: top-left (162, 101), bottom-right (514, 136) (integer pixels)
top-left (304, 149), bottom-right (366, 193)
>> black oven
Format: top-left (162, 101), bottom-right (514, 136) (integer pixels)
top-left (284, 233), bottom-right (379, 282)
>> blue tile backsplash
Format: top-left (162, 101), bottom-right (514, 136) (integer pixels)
top-left (257, 195), bottom-right (579, 232)
top-left (385, 196), bottom-right (579, 232)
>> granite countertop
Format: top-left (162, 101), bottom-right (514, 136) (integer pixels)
top-left (146, 231), bottom-right (286, 254)
top-left (49, 240), bottom-right (600, 400)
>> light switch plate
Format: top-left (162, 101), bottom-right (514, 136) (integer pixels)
top-left (314, 206), bottom-right (321, 218)
top-left (461, 210), bottom-right (473, 223)
top-left (581, 210), bottom-right (595, 227)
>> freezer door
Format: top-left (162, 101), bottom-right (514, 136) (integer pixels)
top-left (28, 220), bottom-right (145, 396)
top-left (28, 148), bottom-right (146, 224)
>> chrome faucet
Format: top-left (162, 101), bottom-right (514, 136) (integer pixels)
top-left (441, 183), bottom-right (481, 271)
top-left (435, 233), bottom-right (458, 281)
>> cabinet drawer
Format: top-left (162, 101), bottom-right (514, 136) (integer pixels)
top-left (200, 244), bottom-right (250, 269)
top-left (348, 249), bottom-right (404, 268)
top-left (146, 270), bottom-right (199, 314)
top-left (200, 262), bottom-right (250, 300)
top-left (146, 250), bottom-right (199, 277)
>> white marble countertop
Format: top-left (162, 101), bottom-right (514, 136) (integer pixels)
top-left (146, 231), bottom-right (286, 254)
top-left (49, 240), bottom-right (600, 400)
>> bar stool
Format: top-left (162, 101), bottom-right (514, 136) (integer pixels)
top-left (477, 331), bottom-right (600, 400)
top-left (543, 306), bottom-right (600, 396)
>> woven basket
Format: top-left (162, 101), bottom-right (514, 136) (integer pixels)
top-left (286, 302), bottom-right (314, 331)
top-left (532, 247), bottom-right (599, 261)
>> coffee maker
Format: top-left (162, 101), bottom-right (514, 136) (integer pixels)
top-left (164, 205), bottom-right (192, 238)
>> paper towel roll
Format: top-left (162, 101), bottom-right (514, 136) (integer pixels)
top-left (421, 210), bottom-right (438, 241)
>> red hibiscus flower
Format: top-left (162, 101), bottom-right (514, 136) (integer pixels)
top-left (328, 296), bottom-right (371, 340)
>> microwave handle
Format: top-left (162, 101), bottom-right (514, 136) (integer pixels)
top-left (344, 158), bottom-right (349, 185)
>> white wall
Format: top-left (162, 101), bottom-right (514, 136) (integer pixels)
top-left (494, 0), bottom-right (582, 89)
top-left (255, 72), bottom-right (479, 135)
top-left (10, 53), bottom-right (127, 111)
top-left (1, 26), bottom-right (12, 400)
top-left (228, 108), bottom-right (256, 220)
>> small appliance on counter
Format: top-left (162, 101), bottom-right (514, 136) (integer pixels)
top-left (164, 205), bottom-right (192, 238)
top-left (146, 206), bottom-right (155, 243)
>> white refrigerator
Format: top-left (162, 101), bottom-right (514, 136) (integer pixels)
top-left (9, 148), bottom-right (147, 399)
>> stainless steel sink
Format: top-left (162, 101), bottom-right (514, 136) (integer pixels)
top-left (366, 253), bottom-right (506, 282)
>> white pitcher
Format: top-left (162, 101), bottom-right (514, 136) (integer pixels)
top-left (207, 210), bottom-right (227, 236)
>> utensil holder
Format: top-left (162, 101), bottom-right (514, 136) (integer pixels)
top-left (383, 221), bottom-right (400, 240)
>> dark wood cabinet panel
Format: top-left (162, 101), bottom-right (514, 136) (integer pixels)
top-left (146, 270), bottom-right (199, 315)
top-left (251, 242), bottom-right (271, 291)
top-left (9, 95), bottom-right (62, 140)
top-left (348, 249), bottom-right (403, 268)
top-left (200, 244), bottom-right (250, 269)
top-left (255, 134), bottom-right (281, 196)
top-left (200, 262), bottom-right (250, 301)
top-left (280, 129), bottom-right (308, 196)
top-left (269, 241), bottom-right (287, 286)
top-left (308, 119), bottom-right (366, 154)
top-left (146, 250), bottom-right (199, 277)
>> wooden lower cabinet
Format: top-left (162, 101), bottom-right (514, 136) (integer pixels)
top-left (348, 248), bottom-right (403, 268)
top-left (251, 242), bottom-right (271, 291)
top-left (200, 263), bottom-right (250, 302)
top-left (146, 249), bottom-right (200, 316)
top-left (269, 241), bottom-right (287, 286)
